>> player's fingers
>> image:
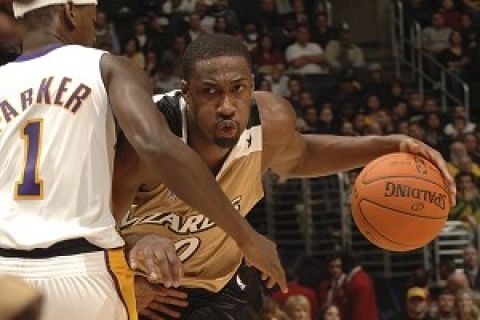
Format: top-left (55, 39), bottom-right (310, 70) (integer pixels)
top-left (149, 301), bottom-right (182, 318)
top-left (155, 295), bottom-right (189, 308)
top-left (273, 262), bottom-right (288, 293)
top-left (139, 308), bottom-right (167, 320)
top-left (165, 246), bottom-right (182, 288)
top-left (129, 246), bottom-right (146, 270)
top-left (261, 273), bottom-right (268, 281)
top-left (159, 287), bottom-right (188, 300)
top-left (154, 249), bottom-right (173, 288)
top-left (145, 250), bottom-right (162, 282)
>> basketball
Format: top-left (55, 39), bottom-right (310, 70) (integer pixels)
top-left (351, 152), bottom-right (451, 252)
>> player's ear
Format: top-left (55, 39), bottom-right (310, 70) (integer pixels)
top-left (62, 2), bottom-right (77, 30)
top-left (181, 80), bottom-right (191, 104)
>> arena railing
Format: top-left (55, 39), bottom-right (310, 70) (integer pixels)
top-left (391, 0), bottom-right (471, 119)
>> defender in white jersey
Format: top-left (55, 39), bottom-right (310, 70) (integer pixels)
top-left (0, 1), bottom-right (290, 319)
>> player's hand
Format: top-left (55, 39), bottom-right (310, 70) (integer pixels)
top-left (238, 231), bottom-right (288, 293)
top-left (135, 276), bottom-right (188, 319)
top-left (398, 136), bottom-right (456, 206)
top-left (128, 235), bottom-right (183, 288)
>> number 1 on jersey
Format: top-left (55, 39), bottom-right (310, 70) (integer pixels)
top-left (15, 119), bottom-right (44, 199)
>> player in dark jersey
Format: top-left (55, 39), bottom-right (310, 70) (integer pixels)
top-left (114, 34), bottom-right (456, 319)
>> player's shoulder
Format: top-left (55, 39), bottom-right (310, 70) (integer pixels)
top-left (254, 91), bottom-right (296, 130)
top-left (153, 90), bottom-right (184, 137)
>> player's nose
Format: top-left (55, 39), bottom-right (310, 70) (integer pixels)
top-left (217, 95), bottom-right (236, 118)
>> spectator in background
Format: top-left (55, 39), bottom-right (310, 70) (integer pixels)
top-left (146, 15), bottom-right (171, 55)
top-left (340, 121), bottom-right (359, 136)
top-left (433, 290), bottom-right (456, 320)
top-left (463, 244), bottom-right (480, 290)
top-left (318, 304), bottom-right (342, 320)
top-left (0, 275), bottom-right (43, 320)
top-left (385, 79), bottom-right (406, 108)
top-left (263, 297), bottom-right (290, 320)
top-left (422, 12), bottom-right (452, 55)
top-left (444, 116), bottom-right (475, 139)
top-left (397, 120), bottom-right (411, 136)
top-left (133, 18), bottom-right (149, 51)
top-left (260, 0), bottom-right (280, 32)
top-left (325, 27), bottom-right (366, 74)
top-left (439, 31), bottom-right (470, 91)
top-left (122, 37), bottom-right (145, 69)
top-left (193, 1), bottom-right (215, 33)
top-left (297, 106), bottom-right (319, 133)
top-left (161, 34), bottom-right (188, 73)
top-left (447, 141), bottom-right (480, 177)
top-left (342, 252), bottom-right (379, 320)
top-left (364, 64), bottom-right (389, 101)
top-left (271, 266), bottom-right (318, 319)
top-left (290, 0), bottom-right (309, 26)
top-left (154, 67), bottom-right (181, 94)
top-left (462, 133), bottom-right (480, 163)
top-left (447, 272), bottom-right (471, 296)
top-left (272, 13), bottom-right (297, 51)
top-left (440, 0), bottom-right (463, 30)
top-left (424, 112), bottom-right (450, 157)
top-left (259, 78), bottom-right (273, 91)
top-left (266, 63), bottom-right (290, 97)
top-left (373, 109), bottom-right (395, 134)
top-left (318, 254), bottom-right (346, 313)
top-left (364, 94), bottom-right (383, 116)
top-left (255, 33), bottom-right (284, 75)
top-left (460, 14), bottom-right (478, 50)
top-left (408, 92), bottom-right (426, 117)
top-left (284, 295), bottom-right (312, 320)
top-left (311, 12), bottom-right (338, 49)
top-left (213, 15), bottom-right (231, 34)
top-left (287, 77), bottom-right (304, 108)
top-left (286, 25), bottom-right (328, 75)
top-left (409, 120), bottom-right (427, 142)
top-left (451, 172), bottom-right (480, 228)
top-left (393, 287), bottom-right (434, 320)
top-left (392, 101), bottom-right (410, 122)
top-left (94, 10), bottom-right (120, 53)
top-left (187, 12), bottom-right (208, 41)
top-left (162, 0), bottom-right (197, 15)
top-left (455, 289), bottom-right (479, 320)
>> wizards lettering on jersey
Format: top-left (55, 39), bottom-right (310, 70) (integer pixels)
top-left (0, 76), bottom-right (92, 125)
top-left (122, 196), bottom-right (242, 235)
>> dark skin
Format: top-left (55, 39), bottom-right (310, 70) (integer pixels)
top-left (114, 56), bottom-right (456, 319)
top-left (12, 0), bottom-right (288, 307)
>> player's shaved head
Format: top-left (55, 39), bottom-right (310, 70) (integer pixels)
top-left (182, 33), bottom-right (252, 81)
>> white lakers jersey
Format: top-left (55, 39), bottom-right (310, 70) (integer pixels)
top-left (0, 45), bottom-right (124, 250)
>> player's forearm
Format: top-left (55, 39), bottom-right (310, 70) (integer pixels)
top-left (138, 135), bottom-right (255, 245)
top-left (291, 135), bottom-right (403, 177)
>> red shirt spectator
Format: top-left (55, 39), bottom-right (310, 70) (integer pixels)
top-left (343, 266), bottom-right (379, 320)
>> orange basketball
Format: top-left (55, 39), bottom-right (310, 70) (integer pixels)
top-left (351, 152), bottom-right (451, 252)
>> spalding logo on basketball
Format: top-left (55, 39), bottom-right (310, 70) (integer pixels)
top-left (351, 152), bottom-right (451, 252)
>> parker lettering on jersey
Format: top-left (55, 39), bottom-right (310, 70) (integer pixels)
top-left (121, 90), bottom-right (264, 292)
top-left (0, 45), bottom-right (123, 250)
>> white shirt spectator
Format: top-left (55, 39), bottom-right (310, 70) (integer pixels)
top-left (285, 42), bottom-right (328, 75)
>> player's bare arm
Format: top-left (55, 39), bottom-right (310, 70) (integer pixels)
top-left (256, 91), bottom-right (456, 205)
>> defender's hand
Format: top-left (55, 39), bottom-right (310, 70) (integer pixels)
top-left (136, 276), bottom-right (188, 319)
top-left (398, 136), bottom-right (456, 206)
top-left (239, 231), bottom-right (288, 293)
top-left (129, 235), bottom-right (183, 288)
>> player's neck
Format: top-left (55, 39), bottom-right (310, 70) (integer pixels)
top-left (22, 31), bottom-right (65, 55)
top-left (188, 127), bottom-right (232, 176)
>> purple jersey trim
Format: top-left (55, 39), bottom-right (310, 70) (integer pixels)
top-left (14, 44), bottom-right (64, 62)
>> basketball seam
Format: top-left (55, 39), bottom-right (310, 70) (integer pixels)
top-left (357, 200), bottom-right (414, 248)
top-left (361, 175), bottom-right (448, 194)
top-left (361, 198), bottom-right (448, 220)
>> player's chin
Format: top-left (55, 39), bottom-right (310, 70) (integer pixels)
top-left (213, 135), bottom-right (240, 148)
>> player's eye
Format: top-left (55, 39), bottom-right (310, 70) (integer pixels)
top-left (233, 85), bottom-right (245, 93)
top-left (203, 87), bottom-right (217, 95)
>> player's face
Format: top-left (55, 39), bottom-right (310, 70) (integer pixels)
top-left (183, 56), bottom-right (254, 148)
top-left (73, 5), bottom-right (97, 47)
